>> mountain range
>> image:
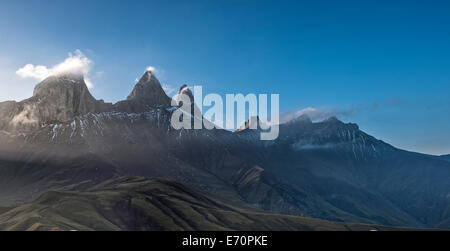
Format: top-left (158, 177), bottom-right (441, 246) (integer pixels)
top-left (0, 70), bottom-right (448, 230)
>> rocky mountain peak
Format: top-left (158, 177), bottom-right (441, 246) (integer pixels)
top-left (322, 116), bottom-right (341, 124)
top-left (0, 73), bottom-right (112, 132)
top-left (288, 114), bottom-right (313, 125)
top-left (126, 71), bottom-right (171, 106)
top-left (173, 84), bottom-right (205, 127)
top-left (175, 84), bottom-right (194, 105)
top-left (33, 72), bottom-right (91, 99)
top-left (113, 71), bottom-right (171, 113)
top-left (320, 116), bottom-right (360, 133)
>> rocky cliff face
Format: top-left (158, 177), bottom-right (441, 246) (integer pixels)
top-left (0, 70), bottom-right (174, 132)
top-left (0, 73), bottom-right (112, 132)
top-left (114, 71), bottom-right (171, 113)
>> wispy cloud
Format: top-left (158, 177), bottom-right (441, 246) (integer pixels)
top-left (282, 99), bottom-right (403, 123)
top-left (145, 65), bottom-right (167, 79)
top-left (146, 66), bottom-right (157, 73)
top-left (16, 50), bottom-right (94, 88)
top-left (281, 106), bottom-right (356, 123)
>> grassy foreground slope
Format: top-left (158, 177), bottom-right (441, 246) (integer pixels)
top-left (0, 177), bottom-right (409, 231)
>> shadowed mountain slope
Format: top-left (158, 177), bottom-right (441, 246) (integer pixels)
top-left (0, 177), bottom-right (411, 231)
top-left (0, 72), bottom-right (449, 230)
top-left (234, 115), bottom-right (450, 228)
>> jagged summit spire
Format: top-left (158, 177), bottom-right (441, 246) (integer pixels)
top-left (113, 70), bottom-right (171, 113)
top-left (126, 71), bottom-right (171, 106)
top-left (136, 70), bottom-right (156, 87)
top-left (175, 84), bottom-right (194, 105)
top-left (174, 84), bottom-right (205, 127)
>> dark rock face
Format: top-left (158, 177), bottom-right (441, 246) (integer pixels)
top-left (114, 71), bottom-right (171, 113)
top-left (176, 84), bottom-right (193, 102)
top-left (173, 84), bottom-right (208, 129)
top-left (127, 71), bottom-right (169, 103)
top-left (175, 84), bottom-right (199, 112)
top-left (233, 115), bottom-right (450, 228)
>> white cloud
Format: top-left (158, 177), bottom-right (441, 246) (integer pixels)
top-left (15, 64), bottom-right (51, 80)
top-left (281, 106), bottom-right (356, 123)
top-left (282, 100), bottom-right (403, 124)
top-left (294, 107), bottom-right (317, 117)
top-left (16, 50), bottom-right (94, 88)
top-left (146, 66), bottom-right (156, 73)
top-left (84, 78), bottom-right (94, 89)
top-left (145, 66), bottom-right (165, 79)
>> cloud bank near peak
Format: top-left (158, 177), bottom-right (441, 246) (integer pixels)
top-left (16, 50), bottom-right (94, 88)
top-left (146, 66), bottom-right (156, 73)
top-left (145, 65), bottom-right (165, 78)
top-left (281, 106), bottom-right (356, 123)
top-left (282, 99), bottom-right (402, 124)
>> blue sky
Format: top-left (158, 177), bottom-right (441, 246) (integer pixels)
top-left (0, 0), bottom-right (449, 155)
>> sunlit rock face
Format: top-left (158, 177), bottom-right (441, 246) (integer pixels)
top-left (32, 73), bottom-right (112, 122)
top-left (0, 73), bottom-right (112, 132)
top-left (0, 70), bottom-right (174, 132)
